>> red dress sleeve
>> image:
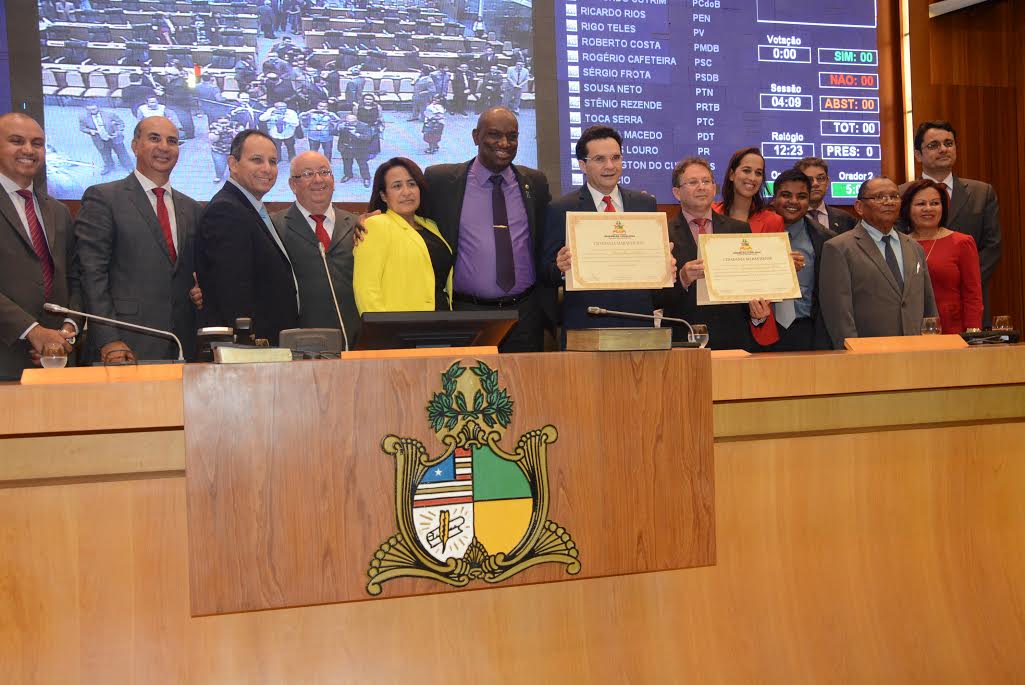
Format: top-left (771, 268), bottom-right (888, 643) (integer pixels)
top-left (750, 209), bottom-right (784, 233)
top-left (957, 233), bottom-right (983, 330)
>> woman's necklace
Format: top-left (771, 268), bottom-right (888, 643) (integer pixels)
top-left (915, 230), bottom-right (943, 263)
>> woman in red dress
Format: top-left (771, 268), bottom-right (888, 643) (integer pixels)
top-left (900, 179), bottom-right (983, 333)
top-left (712, 147), bottom-right (784, 233)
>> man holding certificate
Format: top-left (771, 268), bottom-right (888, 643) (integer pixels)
top-left (662, 157), bottom-right (780, 350)
top-left (539, 125), bottom-right (666, 342)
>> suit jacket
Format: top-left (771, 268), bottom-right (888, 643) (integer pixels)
top-left (271, 204), bottom-right (361, 344)
top-left (423, 159), bottom-right (554, 321)
top-left (825, 205), bottom-right (858, 234)
top-left (353, 210), bottom-right (452, 313)
top-left (899, 176), bottom-right (1000, 286)
top-left (0, 186), bottom-right (81, 380)
top-left (661, 212), bottom-right (759, 351)
top-left (541, 185), bottom-right (658, 333)
top-left (196, 181), bottom-right (299, 345)
top-left (78, 110), bottom-right (125, 142)
top-left (819, 222), bottom-right (938, 349)
top-left (75, 174), bottom-right (202, 360)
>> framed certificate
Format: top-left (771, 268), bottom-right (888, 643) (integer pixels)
top-left (697, 232), bottom-right (801, 304)
top-left (565, 212), bottom-right (673, 291)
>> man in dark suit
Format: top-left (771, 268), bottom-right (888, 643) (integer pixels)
top-left (767, 169), bottom-right (836, 351)
top-left (75, 116), bottom-right (203, 362)
top-left (539, 125), bottom-right (660, 340)
top-left (820, 177), bottom-right (938, 348)
top-left (196, 130), bottom-right (299, 345)
top-left (79, 104), bottom-right (132, 176)
top-left (662, 157), bottom-right (773, 351)
top-left (0, 113), bottom-right (81, 379)
top-left (795, 156), bottom-right (857, 234)
top-left (899, 120), bottom-right (1000, 323)
top-left (271, 151), bottom-right (360, 348)
top-left (423, 107), bottom-right (552, 352)
top-left (450, 63), bottom-right (474, 115)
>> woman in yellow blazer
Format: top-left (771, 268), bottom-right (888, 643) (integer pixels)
top-left (354, 157), bottom-right (453, 312)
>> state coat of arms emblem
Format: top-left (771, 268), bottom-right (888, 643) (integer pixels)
top-left (367, 360), bottom-right (580, 595)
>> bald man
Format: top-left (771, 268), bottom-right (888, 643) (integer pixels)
top-left (271, 151), bottom-right (361, 345)
top-left (75, 116), bottom-right (203, 362)
top-left (0, 113), bottom-right (81, 379)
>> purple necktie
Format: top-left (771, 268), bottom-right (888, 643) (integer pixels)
top-left (489, 174), bottom-right (515, 292)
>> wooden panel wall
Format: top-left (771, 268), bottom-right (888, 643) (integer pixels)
top-left (912, 0), bottom-right (1025, 330)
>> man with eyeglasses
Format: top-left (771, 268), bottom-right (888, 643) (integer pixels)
top-left (819, 177), bottom-right (937, 348)
top-left (899, 120), bottom-right (1000, 324)
top-left (270, 151), bottom-right (361, 344)
top-left (661, 156), bottom-right (778, 351)
top-left (794, 156), bottom-right (857, 234)
top-left (540, 125), bottom-right (660, 343)
top-left (75, 116), bottom-right (204, 362)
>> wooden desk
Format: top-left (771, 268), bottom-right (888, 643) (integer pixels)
top-left (3, 347), bottom-right (1025, 682)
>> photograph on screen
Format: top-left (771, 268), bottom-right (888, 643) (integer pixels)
top-left (36, 0), bottom-right (537, 202)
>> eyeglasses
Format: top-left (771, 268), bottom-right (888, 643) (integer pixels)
top-left (923, 139), bottom-right (956, 151)
top-left (862, 193), bottom-right (901, 203)
top-left (808, 174), bottom-right (828, 184)
top-left (676, 178), bottom-right (715, 189)
top-left (291, 168), bottom-right (333, 180)
top-left (584, 154), bottom-right (622, 165)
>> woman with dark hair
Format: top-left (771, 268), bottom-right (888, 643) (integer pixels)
top-left (713, 146), bottom-right (784, 233)
top-left (353, 92), bottom-right (383, 158)
top-left (901, 178), bottom-right (982, 333)
top-left (353, 158), bottom-right (453, 312)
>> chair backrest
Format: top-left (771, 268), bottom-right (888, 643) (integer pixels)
top-left (397, 78), bottom-right (414, 93)
top-left (377, 78), bottom-right (394, 94)
top-left (89, 27), bottom-right (113, 43)
top-left (64, 70), bottom-right (86, 87)
top-left (89, 71), bottom-right (110, 88)
top-left (42, 69), bottom-right (59, 87)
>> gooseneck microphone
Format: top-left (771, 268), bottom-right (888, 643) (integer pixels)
top-left (43, 303), bottom-right (185, 361)
top-left (318, 243), bottom-right (350, 352)
top-left (586, 306), bottom-right (695, 338)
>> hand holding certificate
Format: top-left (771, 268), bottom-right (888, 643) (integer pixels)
top-left (565, 211), bottom-right (674, 291)
top-left (697, 233), bottom-right (801, 304)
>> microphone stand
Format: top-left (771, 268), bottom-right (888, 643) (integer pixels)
top-left (586, 306), bottom-right (695, 338)
top-left (43, 303), bottom-right (185, 361)
top-left (318, 243), bottom-right (350, 352)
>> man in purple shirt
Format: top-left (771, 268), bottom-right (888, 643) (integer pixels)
top-left (424, 107), bottom-right (553, 352)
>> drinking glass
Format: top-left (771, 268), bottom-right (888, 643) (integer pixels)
top-left (40, 342), bottom-right (68, 368)
top-left (921, 317), bottom-right (941, 335)
top-left (688, 324), bottom-right (710, 348)
top-left (992, 315), bottom-right (1012, 331)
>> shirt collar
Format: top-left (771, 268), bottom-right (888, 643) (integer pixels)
top-left (861, 220), bottom-right (896, 242)
top-left (227, 177), bottom-right (266, 214)
top-left (296, 201), bottom-right (335, 224)
top-left (470, 157), bottom-right (515, 188)
top-left (0, 172), bottom-right (32, 195)
top-left (133, 169), bottom-right (172, 195)
top-left (681, 206), bottom-right (713, 228)
top-left (586, 183), bottom-right (621, 210)
top-left (923, 172), bottom-right (954, 190)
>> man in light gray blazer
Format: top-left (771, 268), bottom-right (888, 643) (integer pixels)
top-left (75, 116), bottom-right (203, 361)
top-left (271, 150), bottom-right (360, 347)
top-left (820, 177), bottom-right (938, 349)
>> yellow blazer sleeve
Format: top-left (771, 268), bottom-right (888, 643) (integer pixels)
top-left (353, 215), bottom-right (392, 313)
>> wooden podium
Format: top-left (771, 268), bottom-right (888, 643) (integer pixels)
top-left (183, 351), bottom-right (715, 614)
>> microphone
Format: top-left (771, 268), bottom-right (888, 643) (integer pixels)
top-left (318, 243), bottom-right (350, 352)
top-left (586, 306), bottom-right (695, 338)
top-left (43, 303), bottom-right (185, 361)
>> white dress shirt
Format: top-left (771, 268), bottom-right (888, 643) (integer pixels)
top-left (586, 183), bottom-right (623, 212)
top-left (296, 202), bottom-right (335, 240)
top-left (133, 170), bottom-right (179, 252)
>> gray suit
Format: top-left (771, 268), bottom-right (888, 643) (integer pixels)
top-left (0, 186), bottom-right (80, 379)
top-left (900, 175), bottom-right (1000, 321)
top-left (271, 204), bottom-right (360, 345)
top-left (75, 174), bottom-right (202, 360)
top-left (819, 222), bottom-right (938, 349)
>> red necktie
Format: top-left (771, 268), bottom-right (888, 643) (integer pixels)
top-left (690, 217), bottom-right (709, 244)
top-left (311, 214), bottom-right (331, 252)
top-left (15, 189), bottom-right (54, 299)
top-left (151, 188), bottom-right (177, 263)
top-left (602, 195), bottom-right (615, 212)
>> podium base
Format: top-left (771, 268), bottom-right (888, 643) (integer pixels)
top-left (566, 327), bottom-right (671, 351)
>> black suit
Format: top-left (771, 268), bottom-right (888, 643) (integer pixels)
top-left (423, 159), bottom-right (553, 352)
top-left (541, 185), bottom-right (658, 336)
top-left (75, 174), bottom-right (202, 360)
top-left (825, 205), bottom-right (858, 234)
top-left (271, 204), bottom-right (360, 346)
top-left (662, 212), bottom-right (757, 351)
top-left (196, 182), bottom-right (298, 345)
top-left (768, 216), bottom-right (836, 351)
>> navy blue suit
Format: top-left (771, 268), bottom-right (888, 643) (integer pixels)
top-left (541, 185), bottom-right (659, 338)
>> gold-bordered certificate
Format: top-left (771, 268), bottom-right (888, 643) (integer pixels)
top-left (697, 232), bottom-right (801, 304)
top-left (565, 212), bottom-right (673, 291)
